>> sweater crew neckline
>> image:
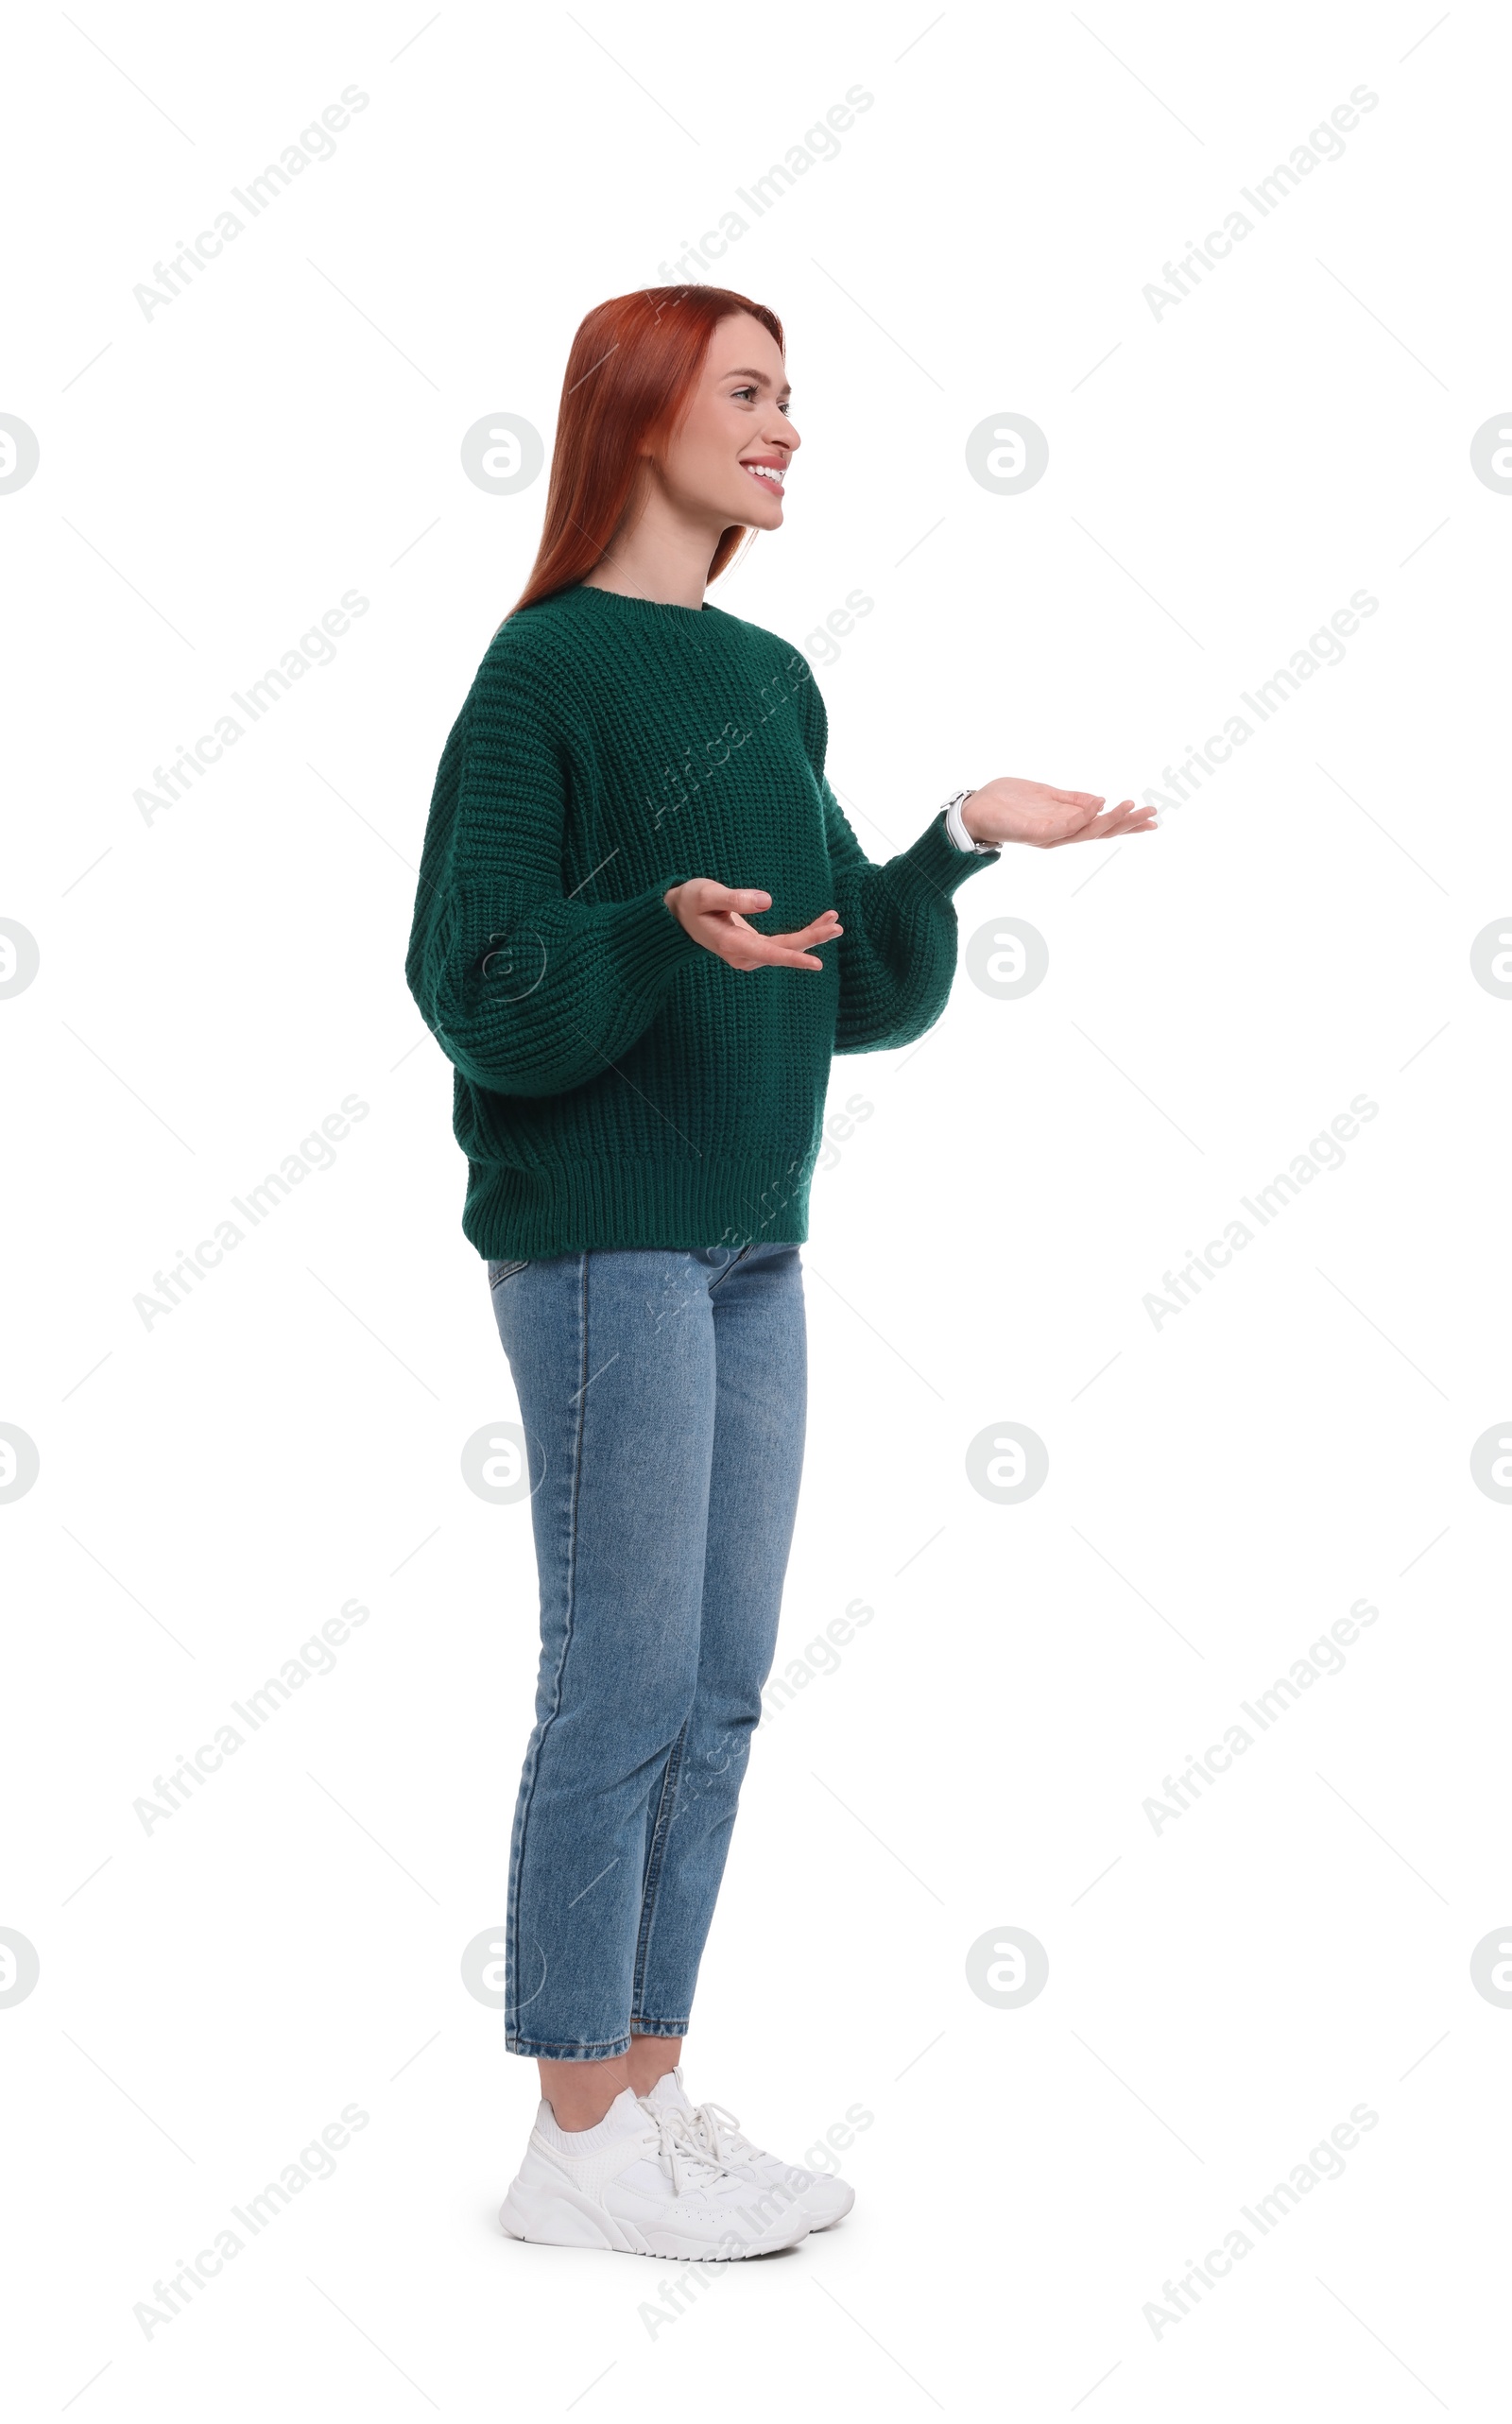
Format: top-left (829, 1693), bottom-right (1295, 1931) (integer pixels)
top-left (559, 582), bottom-right (712, 621)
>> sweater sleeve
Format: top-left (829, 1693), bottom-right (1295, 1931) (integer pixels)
top-left (792, 663), bottom-right (1002, 1055)
top-left (404, 626), bottom-right (706, 1097)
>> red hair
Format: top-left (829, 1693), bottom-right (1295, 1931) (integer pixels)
top-left (506, 284), bottom-right (785, 621)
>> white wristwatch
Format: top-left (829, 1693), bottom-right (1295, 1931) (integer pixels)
top-left (941, 787), bottom-right (996, 852)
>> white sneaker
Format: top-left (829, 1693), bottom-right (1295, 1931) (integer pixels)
top-left (498, 2086), bottom-right (813, 2260)
top-left (645, 2069), bottom-right (856, 2231)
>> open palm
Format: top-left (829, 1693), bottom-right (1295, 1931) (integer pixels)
top-left (963, 778), bottom-right (1158, 849)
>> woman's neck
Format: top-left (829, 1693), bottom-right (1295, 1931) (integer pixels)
top-left (580, 486), bottom-right (722, 610)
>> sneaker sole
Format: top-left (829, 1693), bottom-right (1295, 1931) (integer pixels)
top-left (499, 2177), bottom-right (810, 2260)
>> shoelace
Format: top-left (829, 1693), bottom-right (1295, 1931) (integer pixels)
top-left (641, 2099), bottom-right (736, 2197)
top-left (685, 2099), bottom-right (760, 2168)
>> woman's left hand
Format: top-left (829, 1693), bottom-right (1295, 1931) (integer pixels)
top-left (962, 778), bottom-right (1159, 849)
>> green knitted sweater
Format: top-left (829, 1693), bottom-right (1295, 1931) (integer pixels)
top-left (404, 583), bottom-right (1001, 1258)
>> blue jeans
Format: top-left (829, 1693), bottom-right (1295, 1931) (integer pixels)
top-left (486, 1242), bottom-right (807, 2059)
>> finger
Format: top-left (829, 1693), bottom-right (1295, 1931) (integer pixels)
top-left (1047, 788), bottom-right (1106, 809)
top-left (1073, 803), bottom-right (1157, 842)
top-left (773, 916), bottom-right (842, 946)
top-left (730, 937), bottom-right (828, 971)
top-left (698, 886), bottom-right (773, 912)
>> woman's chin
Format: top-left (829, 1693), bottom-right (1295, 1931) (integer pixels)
top-left (734, 483), bottom-right (783, 524)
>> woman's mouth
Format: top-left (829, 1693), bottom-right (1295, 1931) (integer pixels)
top-left (741, 459), bottom-right (785, 492)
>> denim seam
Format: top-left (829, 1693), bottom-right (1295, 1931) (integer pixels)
top-left (505, 1250), bottom-right (592, 2040)
top-left (628, 1241), bottom-right (757, 2023)
top-left (630, 1718), bottom-right (689, 2015)
top-left (704, 1240), bottom-right (754, 1296)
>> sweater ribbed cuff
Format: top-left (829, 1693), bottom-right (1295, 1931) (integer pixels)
top-left (452, 871), bottom-right (706, 1000)
top-left (598, 876), bottom-right (709, 990)
top-left (894, 810), bottom-right (1002, 902)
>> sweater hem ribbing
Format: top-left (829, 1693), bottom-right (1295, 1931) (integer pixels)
top-left (461, 1151), bottom-right (816, 1260)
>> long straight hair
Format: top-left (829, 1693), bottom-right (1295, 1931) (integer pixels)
top-left (504, 284), bottom-right (785, 623)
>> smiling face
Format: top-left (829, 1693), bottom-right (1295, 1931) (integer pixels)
top-left (651, 311), bottom-right (799, 533)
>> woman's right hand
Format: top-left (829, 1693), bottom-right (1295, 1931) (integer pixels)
top-left (663, 880), bottom-right (841, 971)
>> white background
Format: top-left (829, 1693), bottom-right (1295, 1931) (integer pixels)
top-left (5, 0), bottom-right (1510, 2414)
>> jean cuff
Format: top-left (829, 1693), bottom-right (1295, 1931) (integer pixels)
top-left (506, 2031), bottom-right (633, 2060)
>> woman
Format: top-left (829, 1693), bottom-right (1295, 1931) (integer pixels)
top-left (405, 284), bottom-right (1155, 2261)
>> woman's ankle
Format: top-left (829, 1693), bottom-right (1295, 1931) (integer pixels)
top-left (538, 2053), bottom-right (629, 2131)
top-left (626, 2030), bottom-right (683, 2096)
